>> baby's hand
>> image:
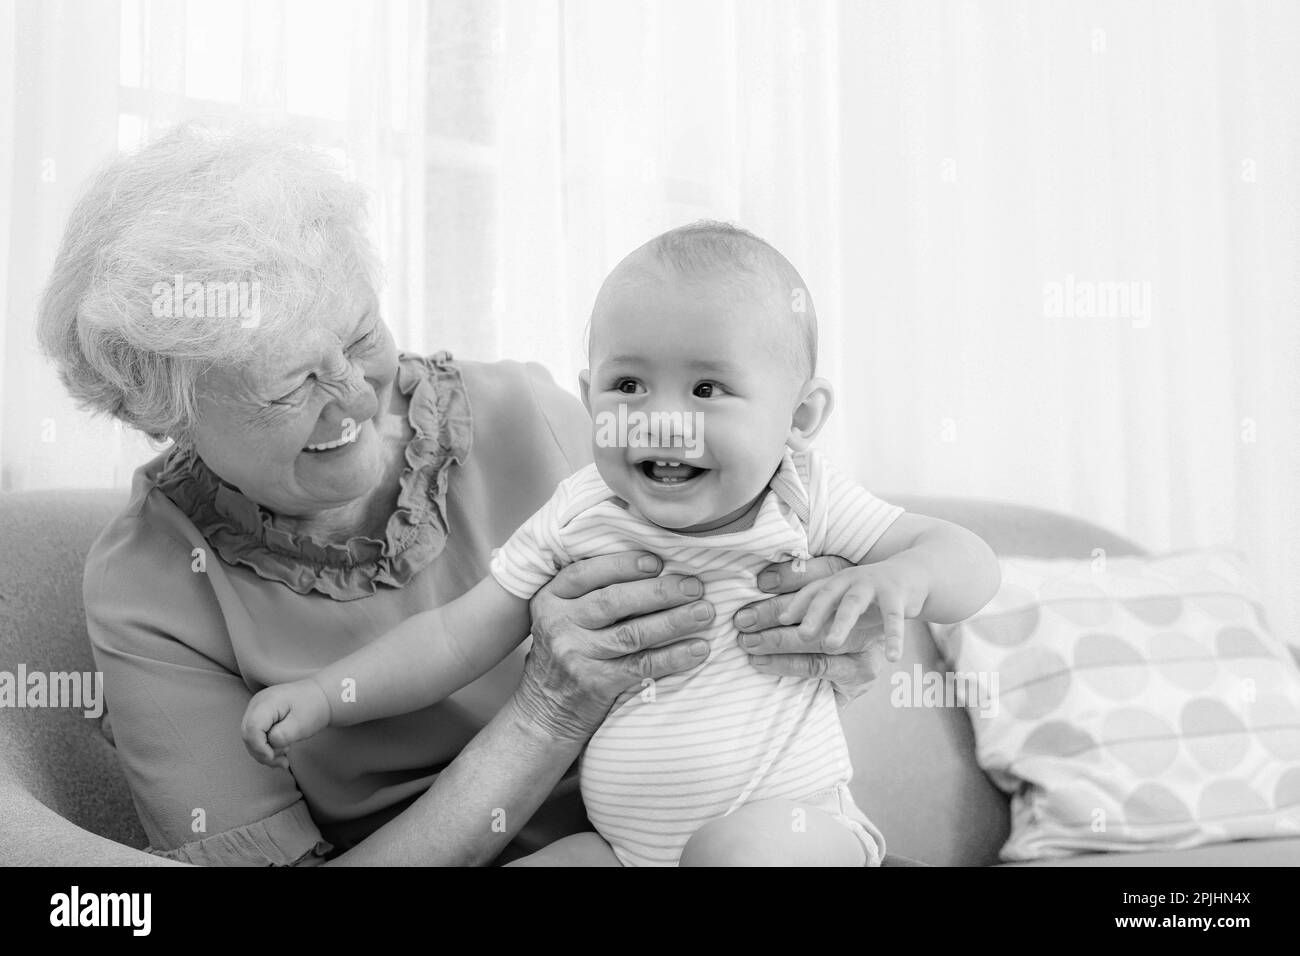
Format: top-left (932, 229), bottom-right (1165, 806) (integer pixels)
top-left (778, 559), bottom-right (929, 659)
top-left (241, 680), bottom-right (332, 769)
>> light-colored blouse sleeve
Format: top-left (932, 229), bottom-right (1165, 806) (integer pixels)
top-left (83, 492), bottom-right (332, 867)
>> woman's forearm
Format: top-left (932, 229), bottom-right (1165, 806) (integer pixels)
top-left (322, 693), bottom-right (586, 866)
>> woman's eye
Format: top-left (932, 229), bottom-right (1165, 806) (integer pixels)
top-left (348, 327), bottom-right (378, 352)
top-left (615, 379), bottom-right (642, 395)
top-left (693, 382), bottom-right (722, 398)
top-left (274, 378), bottom-right (312, 404)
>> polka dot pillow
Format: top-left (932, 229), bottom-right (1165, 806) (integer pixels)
top-left (931, 549), bottom-right (1300, 862)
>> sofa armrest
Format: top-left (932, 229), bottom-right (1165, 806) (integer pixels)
top-left (0, 771), bottom-right (182, 866)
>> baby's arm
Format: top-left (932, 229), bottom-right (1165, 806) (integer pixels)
top-left (242, 576), bottom-right (530, 766)
top-left (311, 576), bottom-right (531, 724)
top-left (784, 512), bottom-right (1001, 658)
top-left (785, 451), bottom-right (1003, 659)
top-left (860, 513), bottom-right (1002, 622)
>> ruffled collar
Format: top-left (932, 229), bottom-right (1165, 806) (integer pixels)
top-left (154, 351), bottom-right (473, 602)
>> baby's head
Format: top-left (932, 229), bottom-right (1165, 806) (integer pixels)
top-left (580, 221), bottom-right (833, 532)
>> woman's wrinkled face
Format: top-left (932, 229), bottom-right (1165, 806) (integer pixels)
top-left (190, 276), bottom-right (401, 519)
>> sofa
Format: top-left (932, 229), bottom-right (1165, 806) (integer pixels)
top-left (2, 487), bottom-right (1298, 866)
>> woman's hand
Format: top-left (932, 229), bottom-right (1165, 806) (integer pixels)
top-left (515, 552), bottom-right (715, 741)
top-left (733, 556), bottom-right (890, 702)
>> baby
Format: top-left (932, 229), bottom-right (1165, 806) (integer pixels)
top-left (242, 221), bottom-right (1001, 866)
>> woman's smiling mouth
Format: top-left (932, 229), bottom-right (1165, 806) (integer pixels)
top-left (304, 430), bottom-right (360, 453)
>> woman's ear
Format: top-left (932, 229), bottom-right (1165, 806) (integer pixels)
top-left (787, 377), bottom-right (835, 452)
top-left (578, 369), bottom-right (593, 415)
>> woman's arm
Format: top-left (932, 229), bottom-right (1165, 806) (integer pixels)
top-left (322, 695), bottom-right (582, 866)
top-left (85, 543), bottom-right (336, 866)
top-left (322, 550), bottom-right (714, 865)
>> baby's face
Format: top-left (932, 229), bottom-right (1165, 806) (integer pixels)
top-left (583, 267), bottom-right (806, 532)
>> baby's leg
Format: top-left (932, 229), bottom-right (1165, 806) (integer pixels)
top-left (679, 799), bottom-right (867, 867)
top-left (505, 831), bottom-right (622, 867)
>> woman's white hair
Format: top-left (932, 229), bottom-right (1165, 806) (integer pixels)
top-left (37, 123), bottom-right (380, 442)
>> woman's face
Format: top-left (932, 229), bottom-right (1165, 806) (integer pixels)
top-left (190, 277), bottom-right (402, 519)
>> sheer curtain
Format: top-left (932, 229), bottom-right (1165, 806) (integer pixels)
top-left (2, 0), bottom-right (1297, 639)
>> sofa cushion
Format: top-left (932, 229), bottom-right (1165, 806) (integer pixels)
top-left (935, 550), bottom-right (1300, 863)
top-left (1003, 835), bottom-right (1300, 866)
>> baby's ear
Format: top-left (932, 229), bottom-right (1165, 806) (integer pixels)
top-left (578, 370), bottom-right (593, 415)
top-left (787, 378), bottom-right (834, 452)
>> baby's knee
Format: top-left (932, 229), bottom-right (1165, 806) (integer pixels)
top-left (679, 804), bottom-right (792, 867)
top-left (506, 831), bottom-right (621, 867)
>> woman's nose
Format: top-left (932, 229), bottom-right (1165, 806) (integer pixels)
top-left (323, 356), bottom-right (379, 422)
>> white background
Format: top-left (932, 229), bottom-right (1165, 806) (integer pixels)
top-left (1, 0), bottom-right (1297, 640)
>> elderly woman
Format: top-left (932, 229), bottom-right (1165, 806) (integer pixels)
top-left (36, 126), bottom-right (884, 866)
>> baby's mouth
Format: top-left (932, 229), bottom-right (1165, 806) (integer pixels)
top-left (640, 459), bottom-right (706, 484)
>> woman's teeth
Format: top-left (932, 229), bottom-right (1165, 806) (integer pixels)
top-left (642, 460), bottom-right (704, 483)
top-left (304, 432), bottom-right (359, 452)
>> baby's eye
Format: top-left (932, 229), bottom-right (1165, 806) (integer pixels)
top-left (614, 379), bottom-right (644, 395)
top-left (693, 381), bottom-right (724, 398)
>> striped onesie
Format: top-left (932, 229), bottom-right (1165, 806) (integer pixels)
top-left (490, 448), bottom-right (904, 866)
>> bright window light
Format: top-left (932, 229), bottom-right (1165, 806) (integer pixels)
top-left (184, 0), bottom-right (244, 103)
top-left (285, 0), bottom-right (352, 121)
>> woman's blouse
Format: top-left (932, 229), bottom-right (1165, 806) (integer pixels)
top-left (83, 352), bottom-right (590, 865)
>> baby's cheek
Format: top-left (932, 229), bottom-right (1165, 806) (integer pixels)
top-left (592, 444), bottom-right (632, 495)
top-left (717, 434), bottom-right (782, 486)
